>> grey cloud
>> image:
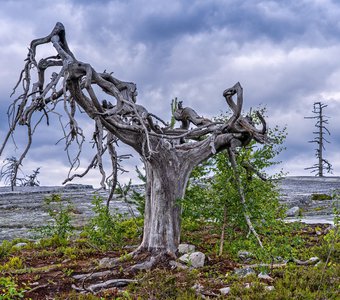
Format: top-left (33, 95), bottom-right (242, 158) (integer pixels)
top-left (1, 0), bottom-right (340, 186)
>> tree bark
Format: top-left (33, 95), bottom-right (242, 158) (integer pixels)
top-left (138, 152), bottom-right (192, 256)
top-left (4, 23), bottom-right (269, 263)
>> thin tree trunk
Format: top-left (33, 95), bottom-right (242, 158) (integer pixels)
top-left (227, 148), bottom-right (263, 248)
top-left (319, 109), bottom-right (323, 177)
top-left (219, 204), bottom-right (228, 256)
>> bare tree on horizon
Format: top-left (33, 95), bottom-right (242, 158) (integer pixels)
top-left (305, 101), bottom-right (332, 177)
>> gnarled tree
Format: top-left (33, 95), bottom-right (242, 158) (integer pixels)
top-left (1, 23), bottom-right (267, 263)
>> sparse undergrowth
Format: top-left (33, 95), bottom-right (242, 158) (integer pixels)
top-left (311, 193), bottom-right (334, 201)
top-left (0, 218), bottom-right (338, 299)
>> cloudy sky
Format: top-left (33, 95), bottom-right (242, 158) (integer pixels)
top-left (0, 0), bottom-right (340, 187)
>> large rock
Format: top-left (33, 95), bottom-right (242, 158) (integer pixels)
top-left (179, 251), bottom-right (205, 268)
top-left (0, 185), bottom-right (139, 242)
top-left (258, 272), bottom-right (274, 283)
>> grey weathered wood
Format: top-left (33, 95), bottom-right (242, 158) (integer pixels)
top-left (1, 23), bottom-right (268, 259)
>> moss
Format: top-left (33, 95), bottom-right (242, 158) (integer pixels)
top-left (311, 193), bottom-right (333, 201)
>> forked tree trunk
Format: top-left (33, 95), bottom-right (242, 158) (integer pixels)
top-left (137, 153), bottom-right (192, 256)
top-left (4, 22), bottom-right (269, 269)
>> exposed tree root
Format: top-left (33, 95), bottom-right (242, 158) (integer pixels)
top-left (87, 279), bottom-right (138, 293)
top-left (73, 270), bottom-right (112, 281)
top-left (71, 250), bottom-right (175, 295)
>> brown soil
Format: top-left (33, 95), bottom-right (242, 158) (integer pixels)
top-left (0, 223), bottom-right (333, 299)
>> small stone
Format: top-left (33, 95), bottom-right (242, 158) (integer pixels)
top-left (192, 283), bottom-right (204, 293)
top-left (316, 231), bottom-right (322, 236)
top-left (265, 285), bottom-right (275, 291)
top-left (179, 251), bottom-right (205, 268)
top-left (234, 267), bottom-right (256, 278)
top-left (98, 257), bottom-right (116, 268)
top-left (258, 272), bottom-right (274, 282)
top-left (178, 243), bottom-right (196, 254)
top-left (274, 256), bottom-right (285, 262)
top-left (219, 287), bottom-right (231, 295)
top-left (309, 257), bottom-right (319, 263)
top-left (323, 225), bottom-right (335, 234)
top-left (286, 206), bottom-right (300, 217)
top-left (238, 250), bottom-right (254, 262)
top-left (169, 260), bottom-right (188, 270)
top-left (13, 242), bottom-right (27, 248)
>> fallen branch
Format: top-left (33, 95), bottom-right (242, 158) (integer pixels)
top-left (228, 148), bottom-right (263, 248)
top-left (26, 283), bottom-right (49, 294)
top-left (88, 279), bottom-right (138, 293)
top-left (242, 256), bottom-right (320, 269)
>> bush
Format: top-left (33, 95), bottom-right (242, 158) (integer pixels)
top-left (181, 110), bottom-right (287, 257)
top-left (0, 240), bottom-right (13, 259)
top-left (0, 256), bottom-right (24, 272)
top-left (34, 194), bottom-right (74, 243)
top-left (311, 193), bottom-right (333, 201)
top-left (0, 276), bottom-right (29, 299)
top-left (82, 196), bottom-right (141, 250)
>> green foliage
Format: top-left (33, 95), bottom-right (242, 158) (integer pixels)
top-left (0, 276), bottom-right (29, 299)
top-left (130, 166), bottom-right (146, 216)
top-left (82, 196), bottom-right (140, 250)
top-left (34, 194), bottom-right (74, 244)
top-left (0, 256), bottom-right (24, 272)
top-left (181, 109), bottom-right (287, 254)
top-left (268, 264), bottom-right (339, 300)
top-left (0, 240), bottom-right (13, 259)
top-left (128, 269), bottom-right (199, 299)
top-left (131, 190), bottom-right (145, 216)
top-left (311, 193), bottom-right (333, 200)
top-left (60, 246), bottom-right (77, 260)
top-left (314, 226), bottom-right (339, 263)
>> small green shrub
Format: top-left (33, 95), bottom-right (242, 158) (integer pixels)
top-left (311, 193), bottom-right (333, 201)
top-left (82, 196), bottom-right (139, 250)
top-left (0, 256), bottom-right (24, 272)
top-left (0, 276), bottom-right (29, 299)
top-left (0, 240), bottom-right (12, 259)
top-left (314, 227), bottom-right (340, 263)
top-left (128, 269), bottom-right (198, 299)
top-left (60, 246), bottom-right (77, 260)
top-left (34, 194), bottom-right (74, 243)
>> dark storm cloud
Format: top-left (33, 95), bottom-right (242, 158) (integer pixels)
top-left (1, 0), bottom-right (340, 186)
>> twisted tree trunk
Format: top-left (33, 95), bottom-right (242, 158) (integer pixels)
top-left (2, 22), bottom-right (268, 265)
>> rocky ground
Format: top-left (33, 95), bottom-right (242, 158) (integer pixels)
top-left (0, 176), bottom-right (339, 242)
top-left (278, 176), bottom-right (340, 216)
top-left (0, 184), bottom-right (141, 242)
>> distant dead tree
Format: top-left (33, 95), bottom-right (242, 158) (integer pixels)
top-left (0, 22), bottom-right (268, 267)
top-left (0, 156), bottom-right (24, 190)
top-left (22, 167), bottom-right (41, 187)
top-left (305, 102), bottom-right (332, 176)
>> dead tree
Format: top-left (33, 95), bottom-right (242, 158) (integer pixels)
top-left (0, 23), bottom-right (268, 264)
top-left (305, 102), bottom-right (332, 176)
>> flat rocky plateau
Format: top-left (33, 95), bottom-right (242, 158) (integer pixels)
top-left (0, 176), bottom-right (339, 242)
